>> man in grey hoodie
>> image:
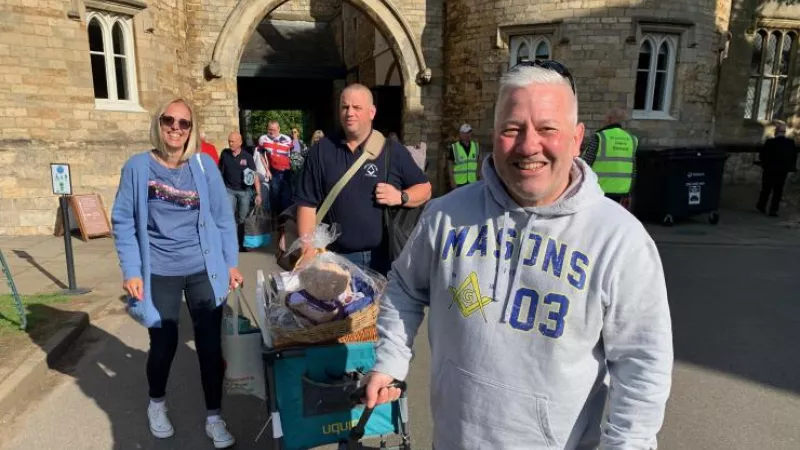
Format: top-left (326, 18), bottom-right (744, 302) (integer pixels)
top-left (362, 61), bottom-right (673, 450)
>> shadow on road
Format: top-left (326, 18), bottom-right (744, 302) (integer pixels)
top-left (26, 303), bottom-right (270, 450)
top-left (660, 245), bottom-right (800, 395)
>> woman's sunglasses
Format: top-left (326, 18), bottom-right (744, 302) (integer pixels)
top-left (511, 59), bottom-right (576, 93)
top-left (159, 114), bottom-right (192, 131)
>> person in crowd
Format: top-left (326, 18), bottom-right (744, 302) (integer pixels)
top-left (446, 123), bottom-right (481, 190)
top-left (258, 121), bottom-right (294, 215)
top-left (200, 131), bottom-right (220, 166)
top-left (581, 107), bottom-right (638, 208)
top-left (757, 122), bottom-right (798, 216)
top-left (294, 83), bottom-right (431, 275)
top-left (111, 98), bottom-right (242, 449)
top-left (362, 62), bottom-right (673, 450)
top-left (219, 131), bottom-right (262, 250)
top-left (289, 127), bottom-right (310, 189)
top-left (290, 127), bottom-right (306, 153)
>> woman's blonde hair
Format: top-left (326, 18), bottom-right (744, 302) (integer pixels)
top-left (150, 97), bottom-right (199, 161)
top-left (311, 129), bottom-right (324, 144)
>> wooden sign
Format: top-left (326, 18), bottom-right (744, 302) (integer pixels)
top-left (68, 194), bottom-right (111, 241)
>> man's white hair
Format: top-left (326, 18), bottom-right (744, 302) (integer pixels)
top-left (494, 65), bottom-right (578, 126)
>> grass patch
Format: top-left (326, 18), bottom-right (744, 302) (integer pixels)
top-left (0, 293), bottom-right (71, 335)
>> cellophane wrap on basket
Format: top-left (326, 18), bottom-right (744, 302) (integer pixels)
top-left (264, 223), bottom-right (387, 347)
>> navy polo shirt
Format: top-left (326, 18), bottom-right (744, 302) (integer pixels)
top-left (218, 148), bottom-right (256, 191)
top-left (294, 134), bottom-right (428, 253)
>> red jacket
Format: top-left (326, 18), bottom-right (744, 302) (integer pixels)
top-left (201, 140), bottom-right (219, 166)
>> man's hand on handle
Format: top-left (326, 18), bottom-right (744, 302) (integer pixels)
top-left (361, 371), bottom-right (403, 408)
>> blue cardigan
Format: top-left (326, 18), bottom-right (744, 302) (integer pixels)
top-left (111, 151), bottom-right (239, 328)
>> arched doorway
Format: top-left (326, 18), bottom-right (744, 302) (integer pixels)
top-left (205, 0), bottom-right (430, 144)
top-left (235, 2), bottom-right (405, 145)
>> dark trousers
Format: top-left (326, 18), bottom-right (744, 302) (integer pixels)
top-left (147, 271), bottom-right (224, 412)
top-left (269, 170), bottom-right (293, 216)
top-left (757, 169), bottom-right (788, 214)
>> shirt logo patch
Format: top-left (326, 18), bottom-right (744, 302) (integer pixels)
top-left (449, 271), bottom-right (492, 322)
top-left (363, 163), bottom-right (378, 178)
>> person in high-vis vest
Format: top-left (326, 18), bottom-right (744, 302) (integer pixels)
top-left (581, 108), bottom-right (638, 207)
top-left (446, 123), bottom-right (481, 190)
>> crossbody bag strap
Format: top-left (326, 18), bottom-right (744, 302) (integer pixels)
top-left (315, 130), bottom-right (386, 225)
top-left (383, 142), bottom-right (392, 227)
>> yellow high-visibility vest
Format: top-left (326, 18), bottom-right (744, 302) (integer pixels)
top-left (593, 128), bottom-right (638, 194)
top-left (452, 140), bottom-right (479, 185)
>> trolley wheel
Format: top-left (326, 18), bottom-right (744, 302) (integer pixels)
top-left (662, 214), bottom-right (674, 227)
top-left (708, 211), bottom-right (720, 225)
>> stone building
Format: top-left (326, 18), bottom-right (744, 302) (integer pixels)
top-left (0, 0), bottom-right (798, 235)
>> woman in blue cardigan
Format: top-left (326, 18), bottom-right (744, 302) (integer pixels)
top-left (112, 98), bottom-right (241, 449)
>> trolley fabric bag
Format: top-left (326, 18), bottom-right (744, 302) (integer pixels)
top-left (267, 343), bottom-right (399, 450)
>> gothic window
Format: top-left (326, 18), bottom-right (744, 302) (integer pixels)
top-left (86, 10), bottom-right (140, 110)
top-left (634, 34), bottom-right (677, 117)
top-left (509, 36), bottom-right (552, 68)
top-left (744, 29), bottom-right (796, 120)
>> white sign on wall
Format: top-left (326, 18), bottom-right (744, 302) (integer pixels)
top-left (51, 163), bottom-right (72, 195)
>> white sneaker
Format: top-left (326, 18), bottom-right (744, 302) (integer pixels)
top-left (147, 402), bottom-right (174, 439)
top-left (205, 419), bottom-right (235, 449)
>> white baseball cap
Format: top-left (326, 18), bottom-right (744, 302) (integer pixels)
top-left (459, 123), bottom-right (472, 133)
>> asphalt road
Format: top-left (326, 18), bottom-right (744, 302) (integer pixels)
top-left (1, 242), bottom-right (799, 449)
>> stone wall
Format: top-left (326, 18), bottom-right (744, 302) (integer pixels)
top-left (713, 0), bottom-right (800, 187)
top-left (715, 0), bottom-right (800, 144)
top-left (183, 0), bottom-right (239, 150)
top-left (444, 0), bottom-right (731, 151)
top-left (0, 0), bottom-right (188, 235)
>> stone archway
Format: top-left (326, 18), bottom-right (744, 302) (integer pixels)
top-left (207, 0), bottom-right (429, 84)
top-left (205, 0), bottom-right (431, 141)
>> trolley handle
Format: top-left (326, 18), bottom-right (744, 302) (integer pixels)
top-left (347, 379), bottom-right (407, 449)
top-left (349, 379), bottom-right (407, 406)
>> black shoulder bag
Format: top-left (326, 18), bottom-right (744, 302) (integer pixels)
top-left (383, 145), bottom-right (425, 261)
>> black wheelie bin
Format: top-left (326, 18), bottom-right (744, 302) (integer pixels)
top-left (633, 147), bottom-right (728, 226)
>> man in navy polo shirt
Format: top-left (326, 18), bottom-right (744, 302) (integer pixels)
top-left (294, 84), bottom-right (431, 274)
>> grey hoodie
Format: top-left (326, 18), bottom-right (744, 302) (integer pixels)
top-left (374, 157), bottom-right (673, 450)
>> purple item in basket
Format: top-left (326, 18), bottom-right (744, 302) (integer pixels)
top-left (287, 291), bottom-right (342, 325)
top-left (342, 294), bottom-right (373, 316)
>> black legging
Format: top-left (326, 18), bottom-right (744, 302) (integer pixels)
top-left (147, 271), bottom-right (224, 413)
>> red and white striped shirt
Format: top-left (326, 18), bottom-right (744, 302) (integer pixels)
top-left (258, 133), bottom-right (293, 171)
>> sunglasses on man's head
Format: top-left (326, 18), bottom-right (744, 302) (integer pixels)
top-left (511, 59), bottom-right (576, 93)
top-left (159, 114), bottom-right (192, 131)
